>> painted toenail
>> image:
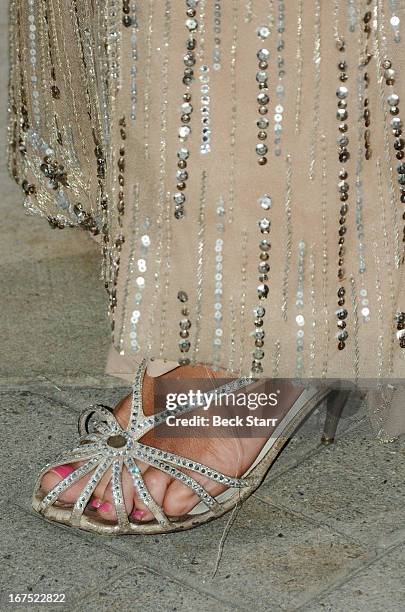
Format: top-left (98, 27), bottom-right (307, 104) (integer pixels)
top-left (98, 502), bottom-right (112, 513)
top-left (90, 498), bottom-right (102, 509)
top-left (52, 465), bottom-right (75, 479)
top-left (131, 509), bottom-right (145, 520)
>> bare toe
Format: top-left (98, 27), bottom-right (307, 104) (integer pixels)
top-left (40, 465), bottom-right (91, 505)
top-left (162, 467), bottom-right (228, 517)
top-left (95, 466), bottom-right (135, 522)
top-left (162, 480), bottom-right (200, 517)
top-left (132, 467), bottom-right (172, 522)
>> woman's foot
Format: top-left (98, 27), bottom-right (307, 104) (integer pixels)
top-left (40, 365), bottom-right (303, 522)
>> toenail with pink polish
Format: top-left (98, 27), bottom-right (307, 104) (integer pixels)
top-left (131, 509), bottom-right (145, 520)
top-left (90, 498), bottom-right (102, 509)
top-left (98, 502), bottom-right (112, 513)
top-left (52, 464), bottom-right (75, 479)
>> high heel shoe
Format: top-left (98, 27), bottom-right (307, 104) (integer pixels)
top-left (32, 360), bottom-right (349, 534)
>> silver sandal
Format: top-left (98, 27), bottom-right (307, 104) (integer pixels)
top-left (32, 359), bottom-right (347, 535)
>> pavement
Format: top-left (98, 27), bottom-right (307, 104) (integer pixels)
top-left (1, 4), bottom-right (405, 612)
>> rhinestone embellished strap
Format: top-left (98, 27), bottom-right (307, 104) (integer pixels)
top-left (138, 443), bottom-right (250, 488)
top-left (125, 456), bottom-right (170, 525)
top-left (128, 358), bottom-right (148, 430)
top-left (39, 457), bottom-right (102, 512)
top-left (71, 458), bottom-right (112, 526)
top-left (111, 459), bottom-right (130, 529)
top-left (133, 375), bottom-right (255, 438)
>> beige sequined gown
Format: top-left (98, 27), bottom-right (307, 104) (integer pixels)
top-left (7, 1), bottom-right (405, 439)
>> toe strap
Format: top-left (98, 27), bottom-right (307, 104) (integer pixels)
top-left (38, 456), bottom-right (102, 512)
top-left (70, 458), bottom-right (112, 526)
top-left (125, 457), bottom-right (170, 526)
top-left (138, 443), bottom-right (250, 489)
top-left (111, 460), bottom-right (131, 530)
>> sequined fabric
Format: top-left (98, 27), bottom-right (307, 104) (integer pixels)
top-left (7, 2), bottom-right (405, 417)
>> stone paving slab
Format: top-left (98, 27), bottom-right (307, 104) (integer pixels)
top-left (68, 566), bottom-right (235, 612)
top-left (0, 391), bottom-right (79, 495)
top-left (0, 250), bottom-right (111, 381)
top-left (0, 502), bottom-right (136, 611)
top-left (306, 542), bottom-right (405, 612)
top-left (0, 376), bottom-right (129, 389)
top-left (10, 493), bottom-right (366, 612)
top-left (15, 386), bottom-right (131, 416)
top-left (0, 113), bottom-right (111, 383)
top-left (264, 393), bottom-right (367, 484)
top-left (1, 503), bottom-right (230, 612)
top-left (100, 496), bottom-right (365, 611)
top-left (257, 421), bottom-right (405, 549)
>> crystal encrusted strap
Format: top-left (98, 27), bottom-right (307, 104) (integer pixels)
top-left (131, 375), bottom-right (255, 437)
top-left (138, 443), bottom-right (248, 488)
top-left (111, 459), bottom-right (130, 529)
top-left (134, 447), bottom-right (223, 515)
top-left (39, 456), bottom-right (101, 511)
top-left (125, 456), bottom-right (170, 525)
top-left (128, 358), bottom-right (148, 431)
top-left (71, 458), bottom-right (112, 526)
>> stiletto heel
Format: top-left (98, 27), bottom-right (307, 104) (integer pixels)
top-left (321, 389), bottom-right (350, 446)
